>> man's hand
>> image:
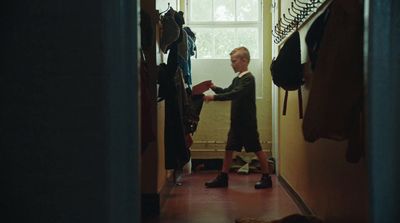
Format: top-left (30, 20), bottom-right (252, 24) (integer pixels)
top-left (203, 95), bottom-right (214, 102)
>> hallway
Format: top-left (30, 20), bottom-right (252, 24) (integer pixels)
top-left (143, 171), bottom-right (301, 223)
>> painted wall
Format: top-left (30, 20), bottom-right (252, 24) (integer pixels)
top-left (279, 88), bottom-right (369, 222)
top-left (141, 0), bottom-right (172, 195)
top-left (276, 0), bottom-right (369, 222)
top-left (190, 1), bottom-right (274, 155)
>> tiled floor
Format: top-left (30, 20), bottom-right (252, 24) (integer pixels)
top-left (143, 171), bottom-right (301, 223)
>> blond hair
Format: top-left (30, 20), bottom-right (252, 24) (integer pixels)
top-left (230, 47), bottom-right (250, 62)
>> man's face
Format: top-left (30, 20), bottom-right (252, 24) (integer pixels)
top-left (230, 54), bottom-right (246, 73)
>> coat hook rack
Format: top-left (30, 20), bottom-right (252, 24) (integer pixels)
top-left (273, 0), bottom-right (328, 44)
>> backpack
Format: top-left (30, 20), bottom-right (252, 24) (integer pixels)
top-left (270, 31), bottom-right (304, 118)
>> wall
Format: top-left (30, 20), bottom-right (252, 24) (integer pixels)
top-left (276, 0), bottom-right (369, 222)
top-left (279, 89), bottom-right (369, 222)
top-left (190, 0), bottom-right (274, 157)
top-left (141, 0), bottom-right (174, 215)
top-left (366, 0), bottom-right (400, 221)
top-left (141, 0), bottom-right (159, 194)
top-left (1, 0), bottom-right (141, 222)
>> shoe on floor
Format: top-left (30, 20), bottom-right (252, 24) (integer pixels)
top-left (237, 163), bottom-right (250, 174)
top-left (254, 174), bottom-right (272, 189)
top-left (205, 172), bottom-right (228, 188)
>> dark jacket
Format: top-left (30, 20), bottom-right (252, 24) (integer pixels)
top-left (212, 72), bottom-right (258, 129)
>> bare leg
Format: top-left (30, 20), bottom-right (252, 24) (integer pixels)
top-left (255, 150), bottom-right (269, 174)
top-left (254, 150), bottom-right (272, 189)
top-left (221, 150), bottom-right (234, 173)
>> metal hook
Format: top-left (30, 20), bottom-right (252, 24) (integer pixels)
top-left (159, 2), bottom-right (171, 15)
top-left (274, 23), bottom-right (286, 36)
top-left (283, 13), bottom-right (299, 30)
top-left (310, 0), bottom-right (322, 8)
top-left (276, 19), bottom-right (287, 32)
top-left (278, 19), bottom-right (291, 34)
top-left (288, 8), bottom-right (302, 23)
top-left (280, 16), bottom-right (292, 28)
top-left (282, 13), bottom-right (294, 26)
top-left (273, 24), bottom-right (283, 35)
top-left (272, 29), bottom-right (283, 44)
top-left (294, 0), bottom-right (313, 11)
top-left (271, 30), bottom-right (281, 40)
top-left (291, 2), bottom-right (307, 20)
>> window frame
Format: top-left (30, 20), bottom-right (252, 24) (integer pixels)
top-left (185, 0), bottom-right (264, 60)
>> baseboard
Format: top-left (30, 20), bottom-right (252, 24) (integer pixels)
top-left (278, 175), bottom-right (313, 216)
top-left (141, 172), bottom-right (175, 216)
top-left (159, 172), bottom-right (175, 207)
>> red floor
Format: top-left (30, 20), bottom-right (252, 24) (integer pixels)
top-left (143, 171), bottom-right (301, 223)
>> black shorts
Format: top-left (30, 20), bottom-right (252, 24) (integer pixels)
top-left (225, 127), bottom-right (262, 152)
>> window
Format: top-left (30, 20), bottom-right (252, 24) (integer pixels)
top-left (187, 0), bottom-right (262, 59)
top-left (186, 0), bottom-right (264, 98)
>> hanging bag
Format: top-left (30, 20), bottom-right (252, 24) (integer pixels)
top-left (270, 31), bottom-right (304, 118)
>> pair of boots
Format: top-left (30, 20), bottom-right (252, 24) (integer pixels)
top-left (205, 172), bottom-right (272, 189)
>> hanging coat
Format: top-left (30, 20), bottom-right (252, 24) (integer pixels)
top-left (302, 0), bottom-right (364, 163)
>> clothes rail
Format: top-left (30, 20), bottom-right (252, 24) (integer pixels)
top-left (272, 0), bottom-right (332, 45)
